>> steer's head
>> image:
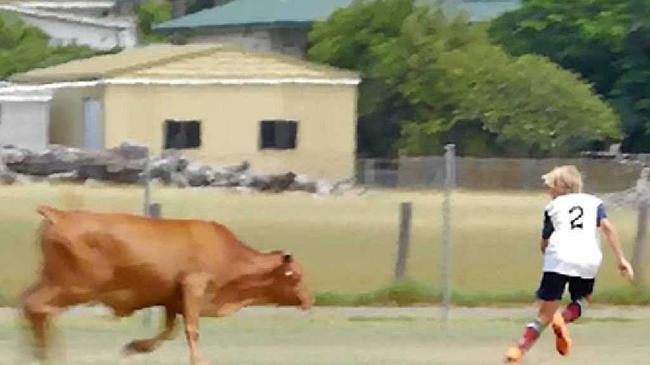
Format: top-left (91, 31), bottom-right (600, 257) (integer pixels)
top-left (267, 252), bottom-right (313, 310)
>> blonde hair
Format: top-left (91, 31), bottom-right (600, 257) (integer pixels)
top-left (542, 165), bottom-right (583, 196)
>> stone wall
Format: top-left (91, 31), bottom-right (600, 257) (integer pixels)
top-left (0, 143), bottom-right (349, 195)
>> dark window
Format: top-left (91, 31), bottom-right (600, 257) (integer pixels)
top-left (164, 120), bottom-right (201, 149)
top-left (260, 120), bottom-right (298, 149)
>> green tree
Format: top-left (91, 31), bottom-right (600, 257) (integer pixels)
top-left (489, 0), bottom-right (650, 152)
top-left (137, 0), bottom-right (172, 43)
top-left (309, 0), bottom-right (620, 157)
top-left (0, 13), bottom-right (107, 80)
top-left (309, 0), bottom-right (420, 157)
top-left (402, 44), bottom-right (620, 156)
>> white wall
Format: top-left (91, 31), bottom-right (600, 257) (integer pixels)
top-left (17, 15), bottom-right (137, 50)
top-left (0, 101), bottom-right (50, 150)
top-left (187, 27), bottom-right (308, 58)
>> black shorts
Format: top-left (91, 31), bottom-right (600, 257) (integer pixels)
top-left (536, 272), bottom-right (595, 302)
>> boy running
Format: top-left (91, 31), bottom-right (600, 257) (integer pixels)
top-left (504, 165), bottom-right (634, 363)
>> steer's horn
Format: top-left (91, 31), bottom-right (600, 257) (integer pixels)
top-left (283, 253), bottom-right (293, 263)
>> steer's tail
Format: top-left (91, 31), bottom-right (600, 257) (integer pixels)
top-left (36, 206), bottom-right (64, 224)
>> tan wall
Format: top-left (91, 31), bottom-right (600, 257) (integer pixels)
top-left (50, 86), bottom-right (104, 147)
top-left (103, 84), bottom-right (357, 180)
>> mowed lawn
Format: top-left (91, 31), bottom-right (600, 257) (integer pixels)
top-left (2, 307), bottom-right (650, 364)
top-left (0, 184), bottom-right (643, 302)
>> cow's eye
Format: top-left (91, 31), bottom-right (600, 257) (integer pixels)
top-left (284, 271), bottom-right (294, 277)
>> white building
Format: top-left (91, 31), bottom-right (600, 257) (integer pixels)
top-left (0, 1), bottom-right (137, 50)
top-left (0, 84), bottom-right (52, 150)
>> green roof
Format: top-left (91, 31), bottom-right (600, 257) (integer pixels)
top-left (447, 1), bottom-right (521, 22)
top-left (155, 0), bottom-right (521, 33)
top-left (11, 44), bottom-right (359, 84)
top-left (155, 0), bottom-right (355, 33)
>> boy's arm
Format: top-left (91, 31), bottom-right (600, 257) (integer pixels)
top-left (599, 218), bottom-right (634, 281)
top-left (540, 239), bottom-right (549, 254)
top-left (540, 210), bottom-right (552, 254)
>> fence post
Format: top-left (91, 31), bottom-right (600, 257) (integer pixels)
top-left (141, 203), bottom-right (162, 327)
top-left (632, 167), bottom-right (650, 285)
top-left (148, 203), bottom-right (162, 219)
top-left (394, 202), bottom-right (413, 280)
top-left (141, 149), bottom-right (156, 328)
top-left (363, 159), bottom-right (376, 186)
top-left (441, 144), bottom-right (456, 323)
top-left (142, 149), bottom-right (151, 217)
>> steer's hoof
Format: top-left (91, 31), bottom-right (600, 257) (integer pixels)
top-left (123, 339), bottom-right (157, 355)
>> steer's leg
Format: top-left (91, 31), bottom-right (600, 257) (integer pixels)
top-left (21, 283), bottom-right (54, 361)
top-left (21, 283), bottom-right (71, 361)
top-left (181, 273), bottom-right (211, 365)
top-left (124, 306), bottom-right (178, 354)
top-left (22, 281), bottom-right (93, 361)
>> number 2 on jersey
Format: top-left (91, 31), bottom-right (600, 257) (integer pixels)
top-left (569, 206), bottom-right (584, 229)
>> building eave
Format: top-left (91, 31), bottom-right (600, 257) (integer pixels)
top-left (154, 20), bottom-right (313, 34)
top-left (8, 77), bottom-right (361, 90)
top-left (0, 5), bottom-right (133, 29)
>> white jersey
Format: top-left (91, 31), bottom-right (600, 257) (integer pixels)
top-left (542, 193), bottom-right (606, 279)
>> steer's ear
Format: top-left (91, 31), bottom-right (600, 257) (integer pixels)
top-left (283, 253), bottom-right (293, 263)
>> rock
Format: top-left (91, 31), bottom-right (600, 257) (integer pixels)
top-left (0, 144), bottom-right (334, 193)
top-left (210, 173), bottom-right (240, 187)
top-left (109, 142), bottom-right (149, 160)
top-left (167, 151), bottom-right (190, 172)
top-left (238, 170), bottom-right (262, 188)
top-left (290, 174), bottom-right (318, 193)
top-left (266, 172), bottom-right (296, 192)
top-left (84, 178), bottom-right (104, 187)
top-left (223, 161), bottom-right (250, 174)
top-left (46, 171), bottom-right (78, 183)
top-left (170, 172), bottom-right (189, 188)
top-left (0, 162), bottom-right (16, 185)
top-left (77, 163), bottom-right (108, 181)
top-left (7, 145), bottom-right (85, 176)
top-left (0, 146), bottom-right (28, 164)
top-left (239, 171), bottom-right (296, 192)
top-left (149, 150), bottom-right (189, 183)
top-left (315, 180), bottom-right (335, 195)
top-left (184, 163), bottom-right (216, 187)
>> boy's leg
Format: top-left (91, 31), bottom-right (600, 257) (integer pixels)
top-left (551, 276), bottom-right (593, 356)
top-left (505, 273), bottom-right (565, 363)
top-left (551, 312), bottom-right (571, 356)
top-left (563, 277), bottom-right (595, 323)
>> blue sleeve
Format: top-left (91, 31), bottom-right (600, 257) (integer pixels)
top-left (542, 211), bottom-right (554, 239)
top-left (597, 204), bottom-right (607, 227)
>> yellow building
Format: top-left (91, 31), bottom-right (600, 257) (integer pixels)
top-left (10, 45), bottom-right (360, 180)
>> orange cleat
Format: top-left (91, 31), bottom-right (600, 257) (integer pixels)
top-left (552, 313), bottom-right (572, 356)
top-left (504, 347), bottom-right (524, 363)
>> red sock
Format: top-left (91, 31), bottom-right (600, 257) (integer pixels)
top-left (517, 321), bottom-right (542, 350)
top-left (562, 302), bottom-right (582, 324)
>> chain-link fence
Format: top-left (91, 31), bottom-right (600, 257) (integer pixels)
top-left (358, 155), bottom-right (648, 192)
top-left (2, 150), bottom-right (649, 313)
top-left (355, 152), bottom-right (649, 310)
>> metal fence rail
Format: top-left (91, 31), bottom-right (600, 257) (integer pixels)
top-left (358, 156), bottom-right (645, 192)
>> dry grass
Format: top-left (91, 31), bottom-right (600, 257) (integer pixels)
top-left (0, 184), bottom-right (643, 305)
top-left (3, 307), bottom-right (650, 364)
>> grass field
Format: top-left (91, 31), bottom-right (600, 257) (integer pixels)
top-left (0, 183), bottom-right (646, 305)
top-left (2, 306), bottom-right (650, 364)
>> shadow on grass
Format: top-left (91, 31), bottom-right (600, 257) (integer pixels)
top-left (315, 280), bottom-right (650, 307)
top-left (2, 280), bottom-right (650, 308)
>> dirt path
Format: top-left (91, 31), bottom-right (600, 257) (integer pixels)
top-left (3, 304), bottom-right (650, 320)
top-left (2, 305), bottom-right (649, 365)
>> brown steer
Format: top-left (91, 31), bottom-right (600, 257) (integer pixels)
top-left (21, 206), bottom-right (313, 365)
